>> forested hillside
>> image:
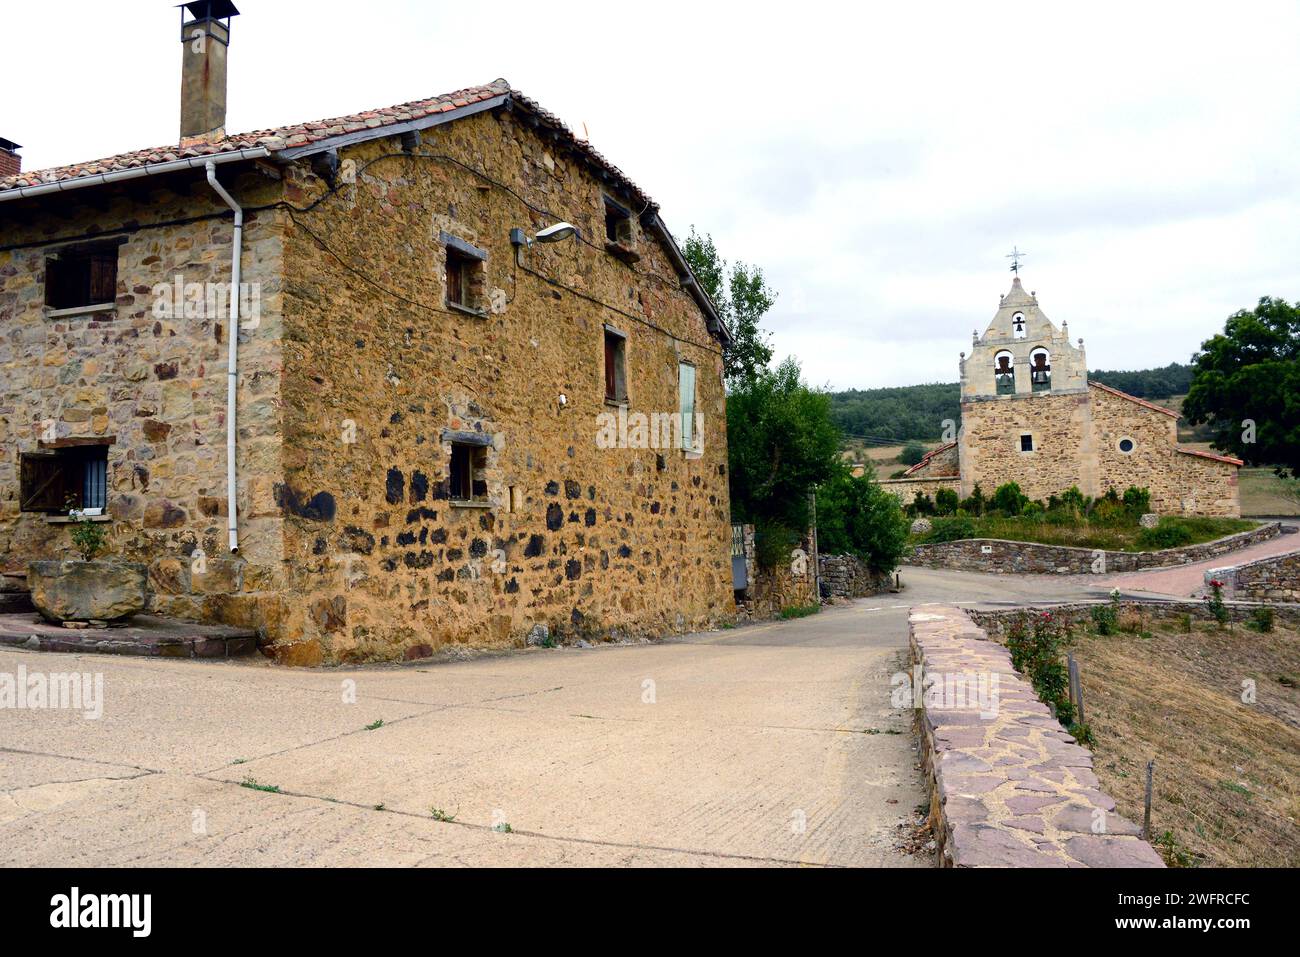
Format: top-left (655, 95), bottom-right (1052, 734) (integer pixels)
top-left (829, 363), bottom-right (1194, 442)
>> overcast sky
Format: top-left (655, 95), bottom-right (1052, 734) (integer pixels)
top-left (6, 0), bottom-right (1298, 389)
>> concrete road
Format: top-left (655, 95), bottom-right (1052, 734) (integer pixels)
top-left (0, 565), bottom-right (1142, 868)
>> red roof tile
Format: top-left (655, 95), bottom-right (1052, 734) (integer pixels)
top-left (904, 441), bottom-right (958, 477)
top-left (1177, 447), bottom-right (1244, 467)
top-left (0, 80), bottom-right (656, 209)
top-left (1089, 381), bottom-right (1180, 418)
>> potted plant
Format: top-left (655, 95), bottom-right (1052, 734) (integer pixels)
top-left (27, 509), bottom-right (148, 624)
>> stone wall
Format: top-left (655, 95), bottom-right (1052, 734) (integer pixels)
top-left (271, 112), bottom-right (734, 663)
top-left (910, 605), bottom-right (1164, 867)
top-left (959, 390), bottom-right (1096, 503)
top-left (1208, 547), bottom-right (1300, 603)
top-left (0, 167), bottom-right (289, 630)
top-left (879, 476), bottom-right (961, 508)
top-left (967, 599), bottom-right (1300, 637)
top-left (734, 528), bottom-right (817, 622)
top-left (817, 552), bottom-right (891, 599)
top-left (907, 522), bottom-right (1280, 575)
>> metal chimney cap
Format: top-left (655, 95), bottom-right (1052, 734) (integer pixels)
top-left (0, 138), bottom-right (21, 153)
top-left (178, 0), bottom-right (241, 20)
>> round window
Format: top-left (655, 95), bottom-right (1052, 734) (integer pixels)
top-left (1119, 438), bottom-right (1135, 454)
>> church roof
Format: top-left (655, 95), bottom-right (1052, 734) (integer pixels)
top-left (1089, 382), bottom-right (1179, 418)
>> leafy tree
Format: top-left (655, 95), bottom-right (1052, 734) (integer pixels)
top-left (1184, 297), bottom-right (1300, 478)
top-left (899, 441), bottom-right (927, 466)
top-left (682, 227), bottom-right (775, 388)
top-left (934, 487), bottom-right (960, 516)
top-left (727, 358), bottom-right (842, 564)
top-left (991, 481), bottom-right (1030, 516)
top-left (816, 465), bottom-right (910, 575)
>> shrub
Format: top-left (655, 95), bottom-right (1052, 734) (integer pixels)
top-left (1205, 579), bottom-right (1229, 626)
top-left (1248, 607), bottom-right (1274, 633)
top-left (816, 471), bottom-right (911, 574)
top-left (908, 491), bottom-right (935, 517)
top-left (1122, 486), bottom-right (1152, 515)
top-left (959, 483), bottom-right (986, 516)
top-left (754, 521), bottom-right (800, 569)
top-left (1007, 612), bottom-right (1076, 729)
top-left (1091, 603), bottom-right (1118, 636)
top-left (68, 513), bottom-right (108, 562)
top-left (923, 516), bottom-right (979, 544)
top-left (991, 481), bottom-right (1030, 517)
top-left (934, 487), bottom-right (960, 516)
top-left (1137, 520), bottom-right (1195, 550)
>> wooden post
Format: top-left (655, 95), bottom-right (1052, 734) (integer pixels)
top-left (1067, 652), bottom-right (1077, 712)
top-left (1143, 760), bottom-right (1155, 841)
top-left (1067, 653), bottom-right (1085, 725)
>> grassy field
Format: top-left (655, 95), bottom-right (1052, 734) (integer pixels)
top-left (912, 515), bottom-right (1257, 552)
top-left (1071, 613), bottom-right (1300, 867)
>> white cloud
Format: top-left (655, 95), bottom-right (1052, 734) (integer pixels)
top-left (6, 0), bottom-right (1298, 388)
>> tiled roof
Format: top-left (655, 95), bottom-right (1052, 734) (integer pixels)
top-left (0, 79), bottom-right (655, 209)
top-left (904, 441), bottom-right (959, 477)
top-left (1177, 447), bottom-right (1244, 467)
top-left (1089, 381), bottom-right (1180, 418)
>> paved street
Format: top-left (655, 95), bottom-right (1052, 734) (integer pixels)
top-left (0, 551), bottom-right (1271, 868)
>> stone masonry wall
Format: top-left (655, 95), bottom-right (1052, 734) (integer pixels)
top-left (879, 476), bottom-right (961, 508)
top-left (1089, 385), bottom-right (1239, 517)
top-left (817, 552), bottom-right (891, 599)
top-left (1208, 547), bottom-right (1300, 603)
top-left (907, 522), bottom-right (1280, 575)
top-left (0, 168), bottom-right (289, 629)
top-left (910, 605), bottom-right (1163, 867)
top-left (271, 111), bottom-right (734, 663)
top-left (959, 391), bottom-right (1094, 502)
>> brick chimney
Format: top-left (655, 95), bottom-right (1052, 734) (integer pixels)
top-left (178, 1), bottom-right (241, 146)
top-left (0, 138), bottom-right (21, 178)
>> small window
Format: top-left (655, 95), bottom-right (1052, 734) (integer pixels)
top-left (1118, 438), bottom-right (1136, 454)
top-left (20, 444), bottom-right (110, 514)
top-left (45, 244), bottom-right (118, 310)
top-left (604, 198), bottom-right (632, 245)
top-left (604, 327), bottom-right (627, 403)
top-left (678, 361), bottom-right (698, 451)
top-left (448, 442), bottom-right (488, 503)
top-left (441, 232), bottom-right (487, 315)
top-left (1020, 434), bottom-right (1035, 453)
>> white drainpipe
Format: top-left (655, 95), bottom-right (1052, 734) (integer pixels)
top-left (204, 161), bottom-right (244, 554)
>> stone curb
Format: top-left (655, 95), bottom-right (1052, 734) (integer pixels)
top-left (0, 613), bottom-right (259, 659)
top-left (910, 605), bottom-right (1164, 868)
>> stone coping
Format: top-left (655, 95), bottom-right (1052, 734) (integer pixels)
top-left (0, 614), bottom-right (258, 659)
top-left (907, 522), bottom-right (1281, 575)
top-left (910, 605), bottom-right (1164, 868)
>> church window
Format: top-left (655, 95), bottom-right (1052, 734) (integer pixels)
top-left (1020, 433), bottom-right (1035, 453)
top-left (1030, 348), bottom-right (1052, 392)
top-left (1012, 313), bottom-right (1027, 339)
top-left (1118, 438), bottom-right (1136, 454)
top-left (994, 351), bottom-right (1016, 395)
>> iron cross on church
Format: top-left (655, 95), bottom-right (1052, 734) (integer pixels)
top-left (1006, 246), bottom-right (1027, 274)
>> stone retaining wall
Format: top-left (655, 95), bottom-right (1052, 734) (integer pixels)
top-left (817, 553), bottom-right (891, 600)
top-left (967, 599), bottom-right (1300, 639)
top-left (907, 522), bottom-right (1280, 575)
top-left (1208, 548), bottom-right (1300, 603)
top-left (910, 605), bottom-right (1164, 867)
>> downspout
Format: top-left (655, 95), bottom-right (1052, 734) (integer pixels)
top-left (204, 161), bottom-right (243, 553)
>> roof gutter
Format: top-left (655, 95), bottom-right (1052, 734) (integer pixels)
top-left (0, 147), bottom-right (271, 203)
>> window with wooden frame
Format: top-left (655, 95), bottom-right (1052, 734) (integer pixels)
top-left (441, 232), bottom-right (487, 315)
top-left (678, 361), bottom-right (698, 452)
top-left (448, 442), bottom-right (488, 503)
top-left (604, 198), bottom-right (632, 245)
top-left (20, 443), bottom-right (111, 514)
top-left (604, 327), bottom-right (628, 403)
top-left (44, 241), bottom-right (121, 312)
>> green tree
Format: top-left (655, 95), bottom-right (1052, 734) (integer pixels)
top-left (899, 441), bottom-right (927, 466)
top-left (727, 358), bottom-right (842, 564)
top-left (682, 227), bottom-right (775, 387)
top-left (1184, 297), bottom-right (1300, 478)
top-left (816, 465), bottom-right (911, 574)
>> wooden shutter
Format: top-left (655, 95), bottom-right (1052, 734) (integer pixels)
top-left (20, 453), bottom-right (66, 513)
top-left (89, 250), bottom-right (117, 304)
top-left (604, 333), bottom-right (617, 401)
top-left (447, 257), bottom-right (463, 307)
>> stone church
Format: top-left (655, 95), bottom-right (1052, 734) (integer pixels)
top-left (881, 276), bottom-right (1242, 516)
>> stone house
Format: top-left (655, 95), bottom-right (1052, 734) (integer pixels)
top-left (882, 276), bottom-right (1242, 516)
top-left (0, 4), bottom-right (734, 664)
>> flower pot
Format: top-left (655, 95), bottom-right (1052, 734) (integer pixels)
top-left (27, 560), bottom-right (148, 624)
